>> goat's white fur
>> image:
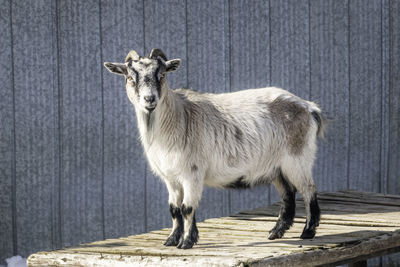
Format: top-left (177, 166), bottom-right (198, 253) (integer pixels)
top-left (105, 53), bottom-right (324, 246)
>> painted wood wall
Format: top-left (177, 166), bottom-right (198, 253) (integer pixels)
top-left (0, 0), bottom-right (399, 263)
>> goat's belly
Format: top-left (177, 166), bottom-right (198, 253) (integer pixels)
top-left (204, 170), bottom-right (273, 189)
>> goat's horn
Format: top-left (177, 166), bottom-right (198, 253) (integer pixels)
top-left (125, 50), bottom-right (140, 62)
top-left (149, 48), bottom-right (167, 61)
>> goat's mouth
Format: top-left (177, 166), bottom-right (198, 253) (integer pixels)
top-left (145, 105), bottom-right (156, 113)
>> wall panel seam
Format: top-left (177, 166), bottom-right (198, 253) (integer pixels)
top-left (387, 0), bottom-right (392, 194)
top-left (346, 0), bottom-right (351, 190)
top-left (98, 0), bottom-right (105, 240)
top-left (55, 0), bottom-right (64, 247)
top-left (379, 0), bottom-right (390, 195)
top-left (9, 0), bottom-right (17, 256)
top-left (51, 0), bottom-right (61, 250)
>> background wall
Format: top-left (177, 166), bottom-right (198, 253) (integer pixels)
top-left (0, 0), bottom-right (399, 264)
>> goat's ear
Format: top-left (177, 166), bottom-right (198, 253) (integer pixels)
top-left (165, 59), bottom-right (181, 73)
top-left (104, 62), bottom-right (128, 76)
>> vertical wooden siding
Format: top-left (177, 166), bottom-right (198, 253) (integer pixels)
top-left (0, 0), bottom-right (398, 263)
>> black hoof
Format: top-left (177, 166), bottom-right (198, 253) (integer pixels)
top-left (164, 235), bottom-right (180, 246)
top-left (164, 227), bottom-right (183, 246)
top-left (181, 239), bottom-right (195, 249)
top-left (176, 236), bottom-right (184, 249)
top-left (176, 232), bottom-right (198, 249)
top-left (268, 229), bottom-right (284, 240)
top-left (300, 228), bottom-right (316, 239)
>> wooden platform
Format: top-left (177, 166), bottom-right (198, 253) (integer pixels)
top-left (28, 191), bottom-right (400, 266)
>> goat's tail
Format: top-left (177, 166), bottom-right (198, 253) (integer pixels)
top-left (310, 108), bottom-right (326, 139)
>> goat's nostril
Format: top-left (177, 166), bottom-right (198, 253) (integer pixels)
top-left (144, 95), bottom-right (155, 103)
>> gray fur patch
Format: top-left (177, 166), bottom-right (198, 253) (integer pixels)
top-left (191, 164), bottom-right (198, 172)
top-left (234, 125), bottom-right (243, 143)
top-left (269, 96), bottom-right (311, 155)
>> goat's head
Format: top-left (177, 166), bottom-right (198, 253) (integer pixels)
top-left (104, 48), bottom-right (181, 113)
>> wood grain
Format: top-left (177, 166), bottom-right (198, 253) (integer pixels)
top-left (27, 191), bottom-right (400, 267)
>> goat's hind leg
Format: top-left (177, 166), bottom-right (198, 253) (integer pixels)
top-left (164, 180), bottom-right (184, 246)
top-left (281, 153), bottom-right (321, 239)
top-left (300, 190), bottom-right (320, 239)
top-left (268, 172), bottom-right (296, 240)
top-left (281, 167), bottom-right (320, 239)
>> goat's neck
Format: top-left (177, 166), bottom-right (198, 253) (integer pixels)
top-left (135, 86), bottom-right (184, 149)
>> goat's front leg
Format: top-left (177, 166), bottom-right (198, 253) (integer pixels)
top-left (164, 180), bottom-right (184, 246)
top-left (177, 176), bottom-right (203, 249)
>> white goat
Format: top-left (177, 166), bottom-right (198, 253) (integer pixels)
top-left (104, 48), bottom-right (325, 249)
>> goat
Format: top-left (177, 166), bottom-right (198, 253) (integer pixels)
top-left (104, 48), bottom-right (324, 249)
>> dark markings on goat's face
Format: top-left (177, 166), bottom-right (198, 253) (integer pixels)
top-left (125, 58), bottom-right (164, 113)
top-left (269, 96), bottom-right (310, 155)
top-left (224, 176), bottom-right (251, 189)
top-left (181, 204), bottom-right (193, 219)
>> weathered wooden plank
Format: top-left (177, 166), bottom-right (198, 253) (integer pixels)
top-left (229, 0), bottom-right (272, 213)
top-left (27, 191), bottom-right (400, 266)
top-left (12, 0), bottom-right (58, 257)
top-left (269, 0), bottom-right (310, 204)
top-left (252, 230), bottom-right (400, 267)
top-left (0, 0), bottom-right (14, 263)
top-left (186, 0), bottom-right (230, 221)
top-left (348, 0), bottom-right (382, 192)
top-left (27, 222), bottom-right (400, 265)
top-left (328, 190), bottom-right (400, 200)
top-left (143, 0), bottom-right (187, 231)
top-left (58, 0), bottom-right (103, 246)
top-left (28, 252), bottom-right (242, 267)
top-left (317, 194), bottom-right (400, 207)
top-left (100, 0), bottom-right (146, 239)
top-left (309, 0), bottom-right (349, 192)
